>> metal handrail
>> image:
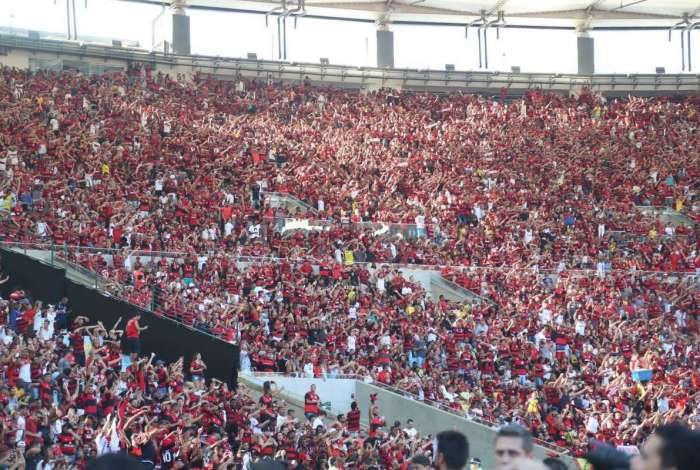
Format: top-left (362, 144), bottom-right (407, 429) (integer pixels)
top-left (0, 244), bottom-right (237, 345)
top-left (246, 371), bottom-right (572, 456)
top-left (0, 241), bottom-right (697, 277)
top-left (263, 191), bottom-right (319, 215)
top-left (432, 274), bottom-right (499, 308)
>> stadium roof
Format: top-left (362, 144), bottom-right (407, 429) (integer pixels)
top-left (125, 0), bottom-right (700, 26)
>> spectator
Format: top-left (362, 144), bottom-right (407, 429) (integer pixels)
top-left (303, 384), bottom-right (320, 420)
top-left (630, 424), bottom-right (700, 470)
top-left (542, 457), bottom-right (568, 470)
top-left (494, 425), bottom-right (534, 470)
top-left (409, 454), bottom-right (432, 470)
top-left (436, 430), bottom-right (469, 470)
top-left (124, 314), bottom-right (147, 362)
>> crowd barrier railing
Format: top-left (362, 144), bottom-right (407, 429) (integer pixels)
top-left (1, 241), bottom-right (698, 278)
top-left (244, 371), bottom-right (575, 466)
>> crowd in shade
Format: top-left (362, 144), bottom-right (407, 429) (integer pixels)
top-left (1, 290), bottom-right (700, 470)
top-left (0, 64), bottom-right (698, 466)
top-left (63, 252), bottom-right (699, 458)
top-left (0, 289), bottom-right (448, 470)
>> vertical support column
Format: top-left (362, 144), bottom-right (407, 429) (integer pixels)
top-left (172, 11), bottom-right (191, 55)
top-left (577, 33), bottom-right (595, 75)
top-left (376, 25), bottom-right (394, 69)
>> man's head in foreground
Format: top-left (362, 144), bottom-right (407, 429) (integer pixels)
top-left (436, 430), bottom-right (469, 470)
top-left (631, 424), bottom-right (700, 470)
top-left (408, 454), bottom-right (432, 470)
top-left (494, 424), bottom-right (534, 470)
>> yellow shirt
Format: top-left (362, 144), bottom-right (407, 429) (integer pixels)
top-left (527, 398), bottom-right (539, 414)
top-left (343, 250), bottom-right (354, 265)
top-left (101, 163), bottom-right (110, 175)
top-left (3, 195), bottom-right (13, 211)
top-left (675, 197), bottom-right (684, 212)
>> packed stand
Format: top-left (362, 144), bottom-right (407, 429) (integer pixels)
top-left (0, 65), bottom-right (699, 458)
top-left (0, 66), bottom-right (698, 271)
top-left (64, 246), bottom-right (699, 457)
top-left (0, 289), bottom-right (444, 470)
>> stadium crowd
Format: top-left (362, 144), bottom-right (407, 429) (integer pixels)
top-left (0, 66), bottom-right (698, 271)
top-left (0, 64), bottom-right (698, 462)
top-left (2, 290), bottom-right (699, 470)
top-left (0, 290), bottom-right (447, 470)
top-left (64, 249), bottom-right (700, 458)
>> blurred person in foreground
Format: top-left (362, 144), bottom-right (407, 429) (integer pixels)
top-left (408, 454), bottom-right (431, 470)
top-left (542, 457), bottom-right (568, 470)
top-left (494, 424), bottom-right (534, 470)
top-left (436, 430), bottom-right (469, 470)
top-left (629, 424), bottom-right (700, 470)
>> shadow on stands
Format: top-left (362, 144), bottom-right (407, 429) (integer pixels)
top-left (0, 248), bottom-right (239, 389)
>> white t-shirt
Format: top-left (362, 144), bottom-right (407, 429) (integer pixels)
top-left (33, 312), bottom-right (47, 334)
top-left (334, 248), bottom-right (343, 264)
top-left (39, 325), bottom-right (54, 342)
top-left (37, 221), bottom-right (49, 237)
top-left (586, 416), bottom-right (599, 434)
top-left (539, 307), bottom-right (552, 324)
top-left (224, 221), bottom-right (235, 236)
top-left (312, 416), bottom-right (325, 430)
top-left (377, 278), bottom-right (386, 292)
top-left (15, 415), bottom-right (26, 443)
top-left (674, 310), bottom-right (687, 326)
top-left (347, 335), bottom-right (356, 352)
top-left (19, 362), bottom-right (31, 383)
top-left (303, 362), bottom-right (314, 378)
top-left (37, 460), bottom-right (54, 470)
top-left (248, 224), bottom-right (260, 239)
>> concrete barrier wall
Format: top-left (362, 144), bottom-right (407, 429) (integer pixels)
top-left (355, 382), bottom-right (575, 469)
top-left (239, 374), bottom-right (356, 416)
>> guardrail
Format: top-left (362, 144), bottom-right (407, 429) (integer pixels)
top-left (263, 191), bottom-right (319, 215)
top-left (3, 34), bottom-right (700, 93)
top-left (245, 371), bottom-right (574, 468)
top-left (0, 241), bottom-right (697, 277)
top-left (0, 244), bottom-right (233, 345)
top-left (635, 205), bottom-right (698, 228)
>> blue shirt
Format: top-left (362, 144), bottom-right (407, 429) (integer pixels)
top-left (9, 308), bottom-right (19, 330)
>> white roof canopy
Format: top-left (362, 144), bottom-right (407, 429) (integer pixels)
top-left (127, 0), bottom-right (700, 26)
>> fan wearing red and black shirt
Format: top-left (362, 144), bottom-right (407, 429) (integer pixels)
top-left (346, 401), bottom-right (361, 436)
top-left (368, 403), bottom-right (385, 442)
top-left (125, 314), bottom-right (148, 361)
top-left (58, 423), bottom-right (80, 457)
top-left (303, 384), bottom-right (320, 421)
